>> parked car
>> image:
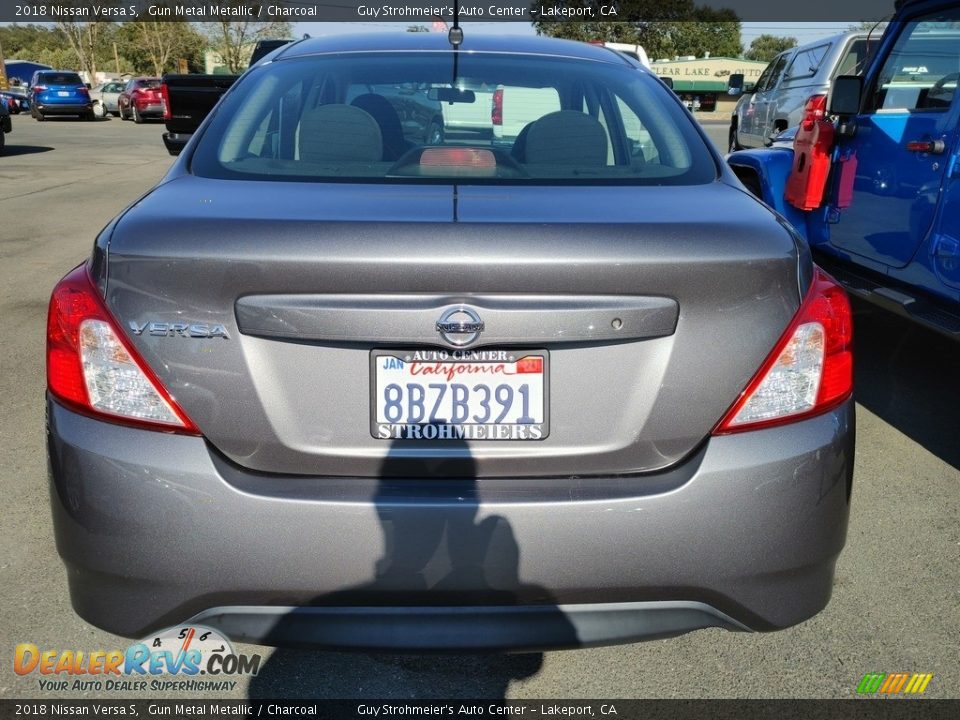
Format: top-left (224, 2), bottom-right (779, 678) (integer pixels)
top-left (491, 84), bottom-right (562, 148)
top-left (28, 70), bottom-right (93, 121)
top-left (161, 39), bottom-right (294, 154)
top-left (727, 0), bottom-right (960, 339)
top-left (118, 77), bottom-right (163, 123)
top-left (0, 86), bottom-right (29, 114)
top-left (89, 80), bottom-right (124, 118)
top-left (728, 31), bottom-right (874, 150)
top-left (346, 82), bottom-right (445, 149)
top-left (46, 33), bottom-right (854, 649)
top-left (0, 96), bottom-right (10, 154)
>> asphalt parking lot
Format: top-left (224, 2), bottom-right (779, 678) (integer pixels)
top-left (0, 114), bottom-right (957, 700)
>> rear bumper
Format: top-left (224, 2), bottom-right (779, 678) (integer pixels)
top-left (47, 398), bottom-right (854, 649)
top-left (133, 102), bottom-right (164, 117)
top-left (35, 102), bottom-right (91, 114)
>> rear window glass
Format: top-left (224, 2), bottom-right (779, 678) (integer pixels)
top-left (786, 44), bottom-right (829, 80)
top-left (191, 52), bottom-right (717, 185)
top-left (38, 73), bottom-right (83, 86)
top-left (137, 79), bottom-right (161, 89)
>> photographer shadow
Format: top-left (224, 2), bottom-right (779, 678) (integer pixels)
top-left (246, 439), bottom-right (577, 699)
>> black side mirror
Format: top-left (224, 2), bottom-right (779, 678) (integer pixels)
top-left (660, 76), bottom-right (674, 90)
top-left (829, 75), bottom-right (862, 117)
top-left (728, 73), bottom-right (744, 96)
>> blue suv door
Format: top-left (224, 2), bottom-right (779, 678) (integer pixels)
top-left (826, 7), bottom-right (960, 272)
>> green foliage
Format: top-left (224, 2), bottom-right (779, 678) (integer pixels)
top-left (201, 18), bottom-right (293, 73)
top-left (744, 34), bottom-right (797, 63)
top-left (534, 2), bottom-right (742, 60)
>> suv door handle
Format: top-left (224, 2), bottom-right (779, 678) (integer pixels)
top-left (906, 139), bottom-right (946, 154)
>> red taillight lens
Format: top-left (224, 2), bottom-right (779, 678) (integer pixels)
top-left (32, 85), bottom-right (48, 93)
top-left (160, 83), bottom-right (171, 119)
top-left (491, 88), bottom-right (503, 126)
top-left (800, 94), bottom-right (827, 131)
top-left (46, 265), bottom-right (200, 434)
top-left (77, 86), bottom-right (89, 96)
top-left (713, 267), bottom-right (853, 434)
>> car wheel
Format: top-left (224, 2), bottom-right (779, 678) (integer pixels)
top-left (133, 105), bottom-right (143, 124)
top-left (729, 126), bottom-right (742, 153)
top-left (426, 120), bottom-right (444, 145)
top-left (0, 130), bottom-right (5, 155)
top-left (119, 105), bottom-right (127, 121)
top-left (94, 102), bottom-right (107, 118)
top-left (35, 110), bottom-right (44, 122)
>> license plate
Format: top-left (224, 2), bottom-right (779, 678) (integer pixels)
top-left (57, 91), bottom-right (70, 97)
top-left (371, 349), bottom-right (548, 440)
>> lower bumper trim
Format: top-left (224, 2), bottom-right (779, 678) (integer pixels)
top-left (188, 601), bottom-right (750, 651)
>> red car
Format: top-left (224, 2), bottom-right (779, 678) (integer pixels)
top-left (118, 77), bottom-right (164, 123)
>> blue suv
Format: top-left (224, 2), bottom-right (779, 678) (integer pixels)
top-left (728, 0), bottom-right (960, 340)
top-left (29, 71), bottom-right (94, 121)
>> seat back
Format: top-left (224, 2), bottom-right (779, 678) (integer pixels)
top-left (298, 104), bottom-right (383, 163)
top-left (523, 111), bottom-right (608, 166)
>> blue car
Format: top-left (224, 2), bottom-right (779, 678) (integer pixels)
top-left (29, 70), bottom-right (93, 121)
top-left (0, 96), bottom-right (10, 154)
top-left (729, 0), bottom-right (960, 340)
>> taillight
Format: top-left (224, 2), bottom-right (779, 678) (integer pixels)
top-left (77, 86), bottom-right (89, 96)
top-left (46, 265), bottom-right (200, 434)
top-left (32, 85), bottom-right (48, 93)
top-left (713, 267), bottom-right (852, 434)
top-left (491, 87), bottom-right (503, 126)
top-left (161, 83), bottom-right (171, 119)
top-left (800, 94), bottom-right (827, 131)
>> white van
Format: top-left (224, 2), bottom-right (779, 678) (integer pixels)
top-left (491, 84), bottom-right (562, 148)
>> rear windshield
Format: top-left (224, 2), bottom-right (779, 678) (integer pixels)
top-left (191, 51), bottom-right (717, 185)
top-left (38, 73), bottom-right (83, 86)
top-left (137, 79), bottom-right (161, 89)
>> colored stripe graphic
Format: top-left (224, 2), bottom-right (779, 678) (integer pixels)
top-left (857, 673), bottom-right (886, 694)
top-left (857, 672), bottom-right (933, 695)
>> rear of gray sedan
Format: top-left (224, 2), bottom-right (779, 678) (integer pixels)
top-left (46, 34), bottom-right (854, 650)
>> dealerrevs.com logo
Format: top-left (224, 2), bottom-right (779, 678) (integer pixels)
top-left (857, 672), bottom-right (934, 696)
top-left (14, 625), bottom-right (261, 692)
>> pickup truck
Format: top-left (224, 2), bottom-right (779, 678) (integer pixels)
top-left (161, 38), bottom-right (293, 155)
top-left (728, 0), bottom-right (960, 340)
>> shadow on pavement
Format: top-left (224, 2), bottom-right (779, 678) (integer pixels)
top-left (1, 144), bottom-right (54, 156)
top-left (246, 439), bottom-right (574, 699)
top-left (852, 299), bottom-right (960, 470)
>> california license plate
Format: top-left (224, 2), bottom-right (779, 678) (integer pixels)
top-left (371, 349), bottom-right (548, 440)
top-left (57, 91), bottom-right (70, 97)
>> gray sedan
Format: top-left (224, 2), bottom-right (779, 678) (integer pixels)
top-left (45, 33), bottom-right (855, 650)
top-left (89, 80), bottom-right (124, 117)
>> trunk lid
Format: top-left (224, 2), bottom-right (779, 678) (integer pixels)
top-left (107, 177), bottom-right (801, 477)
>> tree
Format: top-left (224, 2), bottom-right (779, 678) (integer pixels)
top-left (120, 17), bottom-right (206, 76)
top-left (745, 34), bottom-right (797, 63)
top-left (202, 7), bottom-right (292, 73)
top-left (534, 1), bottom-right (742, 61)
top-left (55, 20), bottom-right (104, 80)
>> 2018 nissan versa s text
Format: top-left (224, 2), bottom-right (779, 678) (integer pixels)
top-left (46, 33), bottom-right (855, 651)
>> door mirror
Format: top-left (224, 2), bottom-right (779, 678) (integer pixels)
top-left (727, 73), bottom-right (744, 96)
top-left (829, 75), bottom-right (862, 117)
top-left (660, 76), bottom-right (674, 90)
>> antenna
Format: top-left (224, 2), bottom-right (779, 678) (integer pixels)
top-left (448, 1), bottom-right (463, 47)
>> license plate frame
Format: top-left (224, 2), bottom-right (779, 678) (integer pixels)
top-left (370, 348), bottom-right (550, 441)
